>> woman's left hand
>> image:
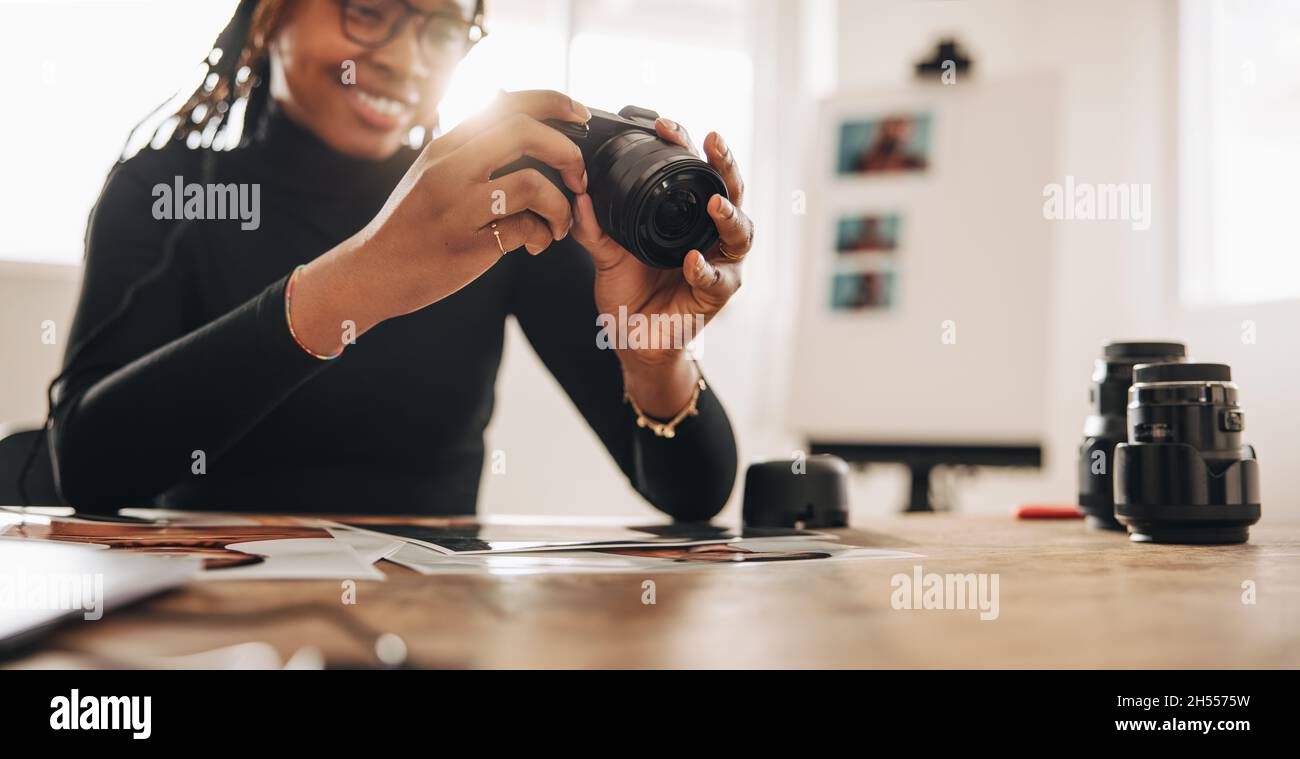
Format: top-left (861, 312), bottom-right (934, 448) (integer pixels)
top-left (572, 118), bottom-right (754, 418)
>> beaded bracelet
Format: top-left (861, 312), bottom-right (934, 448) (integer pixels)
top-left (284, 264), bottom-right (344, 361)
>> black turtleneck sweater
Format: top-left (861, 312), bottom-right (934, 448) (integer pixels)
top-left (49, 106), bottom-right (738, 518)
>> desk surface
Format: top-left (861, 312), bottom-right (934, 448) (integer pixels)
top-left (11, 514), bottom-right (1300, 668)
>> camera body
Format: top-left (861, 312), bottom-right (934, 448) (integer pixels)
top-left (493, 105), bottom-right (728, 269)
top-left (1113, 362), bottom-right (1262, 544)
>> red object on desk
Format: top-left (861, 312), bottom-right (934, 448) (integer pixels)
top-left (1015, 504), bottom-right (1084, 519)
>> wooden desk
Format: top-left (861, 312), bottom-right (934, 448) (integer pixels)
top-left (11, 515), bottom-right (1299, 668)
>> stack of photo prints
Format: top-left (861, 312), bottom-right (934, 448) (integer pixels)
top-left (0, 509), bottom-right (921, 579)
top-left (830, 112), bottom-right (931, 313)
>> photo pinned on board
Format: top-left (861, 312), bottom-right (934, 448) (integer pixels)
top-left (835, 212), bottom-right (901, 255)
top-left (830, 270), bottom-right (896, 313)
top-left (837, 114), bottom-right (932, 175)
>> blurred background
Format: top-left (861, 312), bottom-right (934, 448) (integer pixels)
top-left (1, 0), bottom-right (1297, 520)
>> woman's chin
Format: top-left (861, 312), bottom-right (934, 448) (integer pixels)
top-left (321, 123), bottom-right (411, 161)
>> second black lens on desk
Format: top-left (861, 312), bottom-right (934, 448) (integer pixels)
top-left (1078, 340), bottom-right (1186, 530)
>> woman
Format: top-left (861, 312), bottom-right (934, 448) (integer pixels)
top-left (49, 0), bottom-right (753, 519)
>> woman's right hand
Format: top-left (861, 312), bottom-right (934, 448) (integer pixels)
top-left (287, 90), bottom-right (591, 356)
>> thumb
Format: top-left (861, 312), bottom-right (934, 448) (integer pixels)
top-left (572, 193), bottom-right (624, 270)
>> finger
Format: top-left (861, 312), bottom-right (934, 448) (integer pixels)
top-left (440, 90), bottom-right (590, 153)
top-left (655, 117), bottom-right (701, 157)
top-left (683, 249), bottom-right (740, 309)
top-left (490, 88), bottom-right (592, 123)
top-left (572, 193), bottom-right (625, 271)
top-left (454, 113), bottom-right (588, 194)
top-left (707, 194), bottom-right (754, 261)
top-left (704, 132), bottom-right (744, 207)
top-left (484, 211), bottom-right (555, 256)
top-left (479, 168), bottom-right (574, 240)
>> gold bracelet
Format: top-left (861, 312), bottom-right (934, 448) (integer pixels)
top-left (624, 376), bottom-right (707, 439)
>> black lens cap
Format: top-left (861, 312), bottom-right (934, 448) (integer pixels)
top-left (1133, 362), bottom-right (1231, 383)
top-left (1103, 341), bottom-right (1186, 361)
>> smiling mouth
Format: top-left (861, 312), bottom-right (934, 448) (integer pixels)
top-left (345, 82), bottom-right (417, 131)
top-left (355, 89), bottom-right (409, 117)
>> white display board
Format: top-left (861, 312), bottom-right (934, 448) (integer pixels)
top-left (788, 77), bottom-right (1059, 445)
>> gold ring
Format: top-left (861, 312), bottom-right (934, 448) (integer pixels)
top-left (718, 241), bottom-right (743, 261)
top-left (490, 221), bottom-right (507, 255)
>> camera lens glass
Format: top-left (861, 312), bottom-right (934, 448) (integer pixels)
top-left (1114, 362), bottom-right (1262, 544)
top-left (645, 174), bottom-right (719, 253)
top-left (653, 187), bottom-right (703, 240)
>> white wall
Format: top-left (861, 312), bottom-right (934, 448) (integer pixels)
top-left (0, 263), bottom-right (79, 431)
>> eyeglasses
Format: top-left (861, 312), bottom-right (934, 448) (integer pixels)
top-left (340, 0), bottom-right (487, 56)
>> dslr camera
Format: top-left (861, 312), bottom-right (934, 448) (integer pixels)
top-left (493, 105), bottom-right (728, 269)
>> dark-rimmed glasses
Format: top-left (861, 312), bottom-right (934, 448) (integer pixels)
top-left (340, 0), bottom-right (487, 56)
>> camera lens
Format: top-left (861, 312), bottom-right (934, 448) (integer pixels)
top-left (654, 187), bottom-right (702, 239)
top-left (1078, 340), bottom-right (1185, 530)
top-left (1114, 362), bottom-right (1262, 544)
top-left (492, 109), bottom-right (730, 269)
top-left (586, 131), bottom-right (727, 269)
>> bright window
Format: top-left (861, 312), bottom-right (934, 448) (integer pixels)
top-left (0, 0), bottom-right (239, 265)
top-left (1179, 0), bottom-right (1300, 306)
top-left (442, 0), bottom-right (752, 172)
top-left (565, 0), bottom-right (752, 179)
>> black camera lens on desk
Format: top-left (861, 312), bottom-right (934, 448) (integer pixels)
top-left (1078, 340), bottom-right (1186, 530)
top-left (492, 105), bottom-right (728, 269)
top-left (1114, 362), bottom-right (1262, 544)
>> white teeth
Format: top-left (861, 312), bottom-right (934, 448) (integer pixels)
top-left (354, 90), bottom-right (408, 118)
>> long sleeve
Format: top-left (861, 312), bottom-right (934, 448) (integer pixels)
top-left (50, 158), bottom-right (332, 514)
top-left (508, 239), bottom-right (739, 522)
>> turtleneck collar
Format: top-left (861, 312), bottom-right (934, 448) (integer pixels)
top-left (243, 98), bottom-right (420, 199)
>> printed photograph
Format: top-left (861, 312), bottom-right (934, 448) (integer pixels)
top-left (835, 212), bottom-right (901, 254)
top-left (830, 269), bottom-right (897, 312)
top-left (837, 114), bottom-right (933, 175)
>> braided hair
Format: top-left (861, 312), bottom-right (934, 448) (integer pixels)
top-left (122, 0), bottom-right (287, 158)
